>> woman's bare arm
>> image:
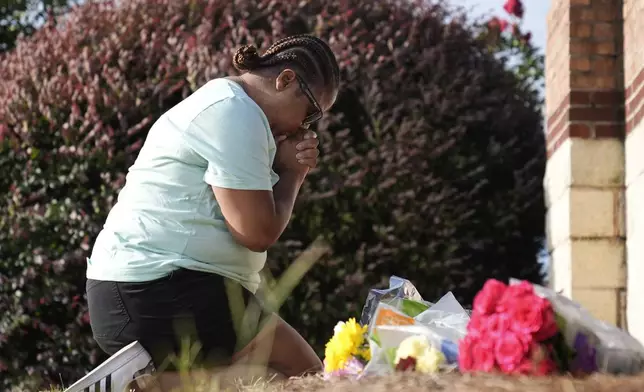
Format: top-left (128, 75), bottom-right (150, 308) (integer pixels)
top-left (212, 170), bottom-right (305, 252)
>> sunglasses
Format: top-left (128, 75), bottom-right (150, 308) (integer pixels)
top-left (295, 75), bottom-right (323, 127)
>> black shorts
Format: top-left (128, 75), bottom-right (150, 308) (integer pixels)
top-left (86, 269), bottom-right (271, 370)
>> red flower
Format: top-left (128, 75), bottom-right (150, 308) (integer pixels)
top-left (533, 301), bottom-right (559, 341)
top-left (514, 344), bottom-right (557, 376)
top-left (466, 312), bottom-right (485, 337)
top-left (500, 290), bottom-right (558, 342)
top-left (473, 279), bottom-right (507, 315)
top-left (486, 313), bottom-right (511, 338)
top-left (495, 331), bottom-right (530, 373)
top-left (510, 296), bottom-right (545, 335)
top-left (472, 337), bottom-right (497, 372)
top-left (496, 281), bottom-right (534, 312)
top-left (460, 335), bottom-right (496, 372)
top-left (487, 17), bottom-right (509, 32)
top-left (499, 19), bottom-right (509, 32)
top-left (396, 356), bottom-right (416, 372)
top-left (462, 279), bottom-right (561, 376)
top-left (503, 0), bottom-right (524, 19)
top-left (458, 335), bottom-right (475, 371)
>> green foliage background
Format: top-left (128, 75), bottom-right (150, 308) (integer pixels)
top-left (0, 0), bottom-right (546, 388)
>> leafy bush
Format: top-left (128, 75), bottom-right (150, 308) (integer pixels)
top-left (482, 0), bottom-right (545, 102)
top-left (0, 0), bottom-right (546, 388)
top-left (0, 0), bottom-right (75, 52)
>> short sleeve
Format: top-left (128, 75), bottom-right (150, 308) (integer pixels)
top-left (183, 97), bottom-right (273, 191)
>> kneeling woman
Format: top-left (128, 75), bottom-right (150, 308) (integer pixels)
top-left (85, 35), bottom-right (340, 388)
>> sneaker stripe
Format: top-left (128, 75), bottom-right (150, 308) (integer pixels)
top-left (105, 374), bottom-right (111, 392)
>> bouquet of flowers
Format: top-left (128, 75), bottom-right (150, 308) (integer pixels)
top-left (323, 276), bottom-right (644, 380)
top-left (458, 279), bottom-right (559, 375)
top-left (323, 318), bottom-right (371, 378)
top-left (324, 276), bottom-right (468, 378)
top-left (459, 278), bottom-right (644, 376)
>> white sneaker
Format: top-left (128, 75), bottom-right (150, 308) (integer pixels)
top-left (64, 341), bottom-right (155, 392)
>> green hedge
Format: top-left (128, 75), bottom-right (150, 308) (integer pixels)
top-left (0, 0), bottom-right (546, 388)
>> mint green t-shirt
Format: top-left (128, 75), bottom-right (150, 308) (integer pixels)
top-left (86, 78), bottom-right (279, 293)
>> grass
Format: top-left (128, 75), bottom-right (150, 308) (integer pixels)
top-left (41, 372), bottom-right (644, 392)
top-left (274, 373), bottom-right (644, 392)
top-left (45, 372), bottom-right (644, 392)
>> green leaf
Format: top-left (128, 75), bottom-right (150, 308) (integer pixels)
top-left (400, 299), bottom-right (430, 317)
top-left (370, 333), bottom-right (381, 347)
top-left (385, 347), bottom-right (398, 367)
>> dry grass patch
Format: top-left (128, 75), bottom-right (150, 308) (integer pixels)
top-left (43, 372), bottom-right (644, 392)
top-left (246, 373), bottom-right (644, 392)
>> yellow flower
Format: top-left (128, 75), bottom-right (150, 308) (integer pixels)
top-left (324, 318), bottom-right (369, 372)
top-left (394, 335), bottom-right (445, 374)
top-left (360, 346), bottom-right (372, 362)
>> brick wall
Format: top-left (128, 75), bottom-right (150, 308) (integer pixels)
top-left (624, 0), bottom-right (644, 134)
top-left (545, 0), bottom-right (627, 327)
top-left (545, 0), bottom-right (570, 126)
top-left (546, 0), bottom-right (625, 157)
top-left (546, 0), bottom-right (644, 340)
top-left (624, 0), bottom-right (644, 343)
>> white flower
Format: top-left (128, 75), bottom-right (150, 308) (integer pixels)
top-left (394, 335), bottom-right (445, 374)
top-left (416, 347), bottom-right (445, 374)
top-left (395, 335), bottom-right (429, 363)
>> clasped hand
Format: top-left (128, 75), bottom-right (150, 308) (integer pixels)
top-left (274, 129), bottom-right (319, 175)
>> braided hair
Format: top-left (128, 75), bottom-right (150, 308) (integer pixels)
top-left (232, 35), bottom-right (340, 93)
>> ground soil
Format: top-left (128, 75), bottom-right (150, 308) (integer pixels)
top-left (250, 373), bottom-right (644, 392)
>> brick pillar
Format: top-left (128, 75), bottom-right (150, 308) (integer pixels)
top-left (545, 0), bottom-right (626, 327)
top-left (624, 0), bottom-right (644, 342)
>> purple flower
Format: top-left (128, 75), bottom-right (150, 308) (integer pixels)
top-left (323, 357), bottom-right (365, 379)
top-left (571, 333), bottom-right (598, 374)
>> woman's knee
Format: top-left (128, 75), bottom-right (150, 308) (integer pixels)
top-left (273, 322), bottom-right (322, 375)
top-left (234, 314), bottom-right (321, 376)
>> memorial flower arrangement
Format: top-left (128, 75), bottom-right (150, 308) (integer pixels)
top-left (323, 277), bottom-right (464, 378)
top-left (458, 279), bottom-right (560, 375)
top-left (458, 278), bottom-right (643, 377)
top-left (323, 318), bottom-right (371, 377)
top-left (323, 275), bottom-right (644, 379)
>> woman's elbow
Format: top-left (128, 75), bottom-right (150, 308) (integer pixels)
top-left (232, 233), bottom-right (277, 253)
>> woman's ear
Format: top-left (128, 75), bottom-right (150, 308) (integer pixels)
top-left (275, 69), bottom-right (297, 92)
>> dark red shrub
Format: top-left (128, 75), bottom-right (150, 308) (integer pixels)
top-left (0, 0), bottom-right (545, 387)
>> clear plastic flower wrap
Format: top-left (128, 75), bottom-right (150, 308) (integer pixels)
top-left (359, 278), bottom-right (470, 376)
top-left (519, 279), bottom-right (644, 375)
top-left (359, 276), bottom-right (431, 326)
top-left (327, 275), bottom-right (644, 379)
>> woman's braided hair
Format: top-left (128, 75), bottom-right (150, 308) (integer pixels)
top-left (232, 35), bottom-right (340, 92)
